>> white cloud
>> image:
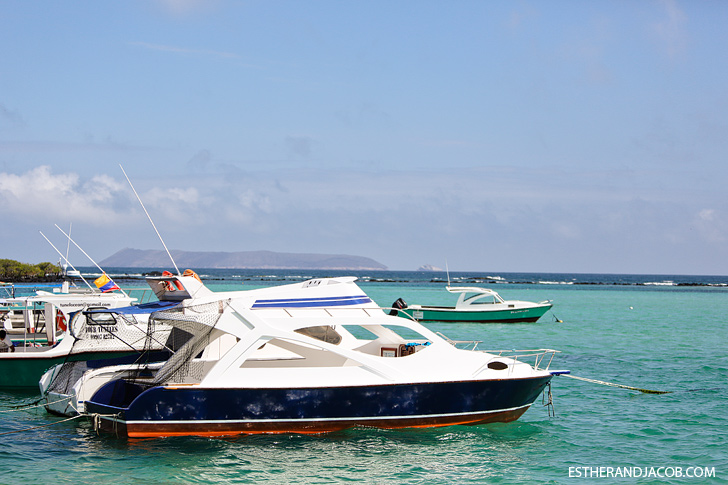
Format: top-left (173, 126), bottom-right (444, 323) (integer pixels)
top-left (2, 164), bottom-right (728, 274)
top-left (0, 166), bottom-right (130, 225)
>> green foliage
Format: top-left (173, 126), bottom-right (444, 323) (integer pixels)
top-left (0, 259), bottom-right (62, 281)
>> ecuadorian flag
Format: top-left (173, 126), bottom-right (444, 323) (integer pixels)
top-left (94, 273), bottom-right (120, 293)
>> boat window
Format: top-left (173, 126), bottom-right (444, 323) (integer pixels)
top-left (382, 325), bottom-right (429, 342)
top-left (341, 324), bottom-right (432, 357)
top-left (467, 294), bottom-right (497, 305)
top-left (85, 312), bottom-right (118, 326)
top-left (294, 325), bottom-right (342, 345)
top-left (341, 324), bottom-right (431, 344)
top-left (341, 325), bottom-right (378, 340)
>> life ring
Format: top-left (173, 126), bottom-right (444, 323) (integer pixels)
top-left (56, 312), bottom-right (67, 332)
top-left (183, 269), bottom-right (202, 282)
top-left (162, 270), bottom-right (184, 291)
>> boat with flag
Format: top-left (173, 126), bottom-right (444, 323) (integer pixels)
top-left (0, 270), bottom-right (207, 388)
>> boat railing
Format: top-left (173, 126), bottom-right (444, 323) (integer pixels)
top-left (482, 348), bottom-right (561, 372)
top-left (122, 287), bottom-right (156, 304)
top-left (433, 331), bottom-right (481, 350)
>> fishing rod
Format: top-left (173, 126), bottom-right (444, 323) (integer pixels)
top-left (119, 164), bottom-right (181, 276)
top-left (65, 222), bottom-right (72, 270)
top-left (39, 231), bottom-right (94, 291)
top-left (53, 225), bottom-right (129, 298)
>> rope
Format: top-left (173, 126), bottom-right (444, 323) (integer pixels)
top-left (0, 414), bottom-right (84, 436)
top-left (563, 374), bottom-right (672, 394)
top-left (0, 398), bottom-right (43, 413)
top-left (0, 395), bottom-right (82, 413)
top-left (89, 412), bottom-right (121, 435)
top-left (0, 409), bottom-right (119, 437)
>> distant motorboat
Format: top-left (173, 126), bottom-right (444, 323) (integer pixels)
top-left (393, 286), bottom-right (553, 323)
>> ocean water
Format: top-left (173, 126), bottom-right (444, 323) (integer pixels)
top-left (1, 270), bottom-right (726, 484)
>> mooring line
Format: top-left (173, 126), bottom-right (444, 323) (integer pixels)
top-left (0, 395), bottom-right (77, 413)
top-left (0, 399), bottom-right (43, 413)
top-left (0, 414), bottom-right (84, 436)
top-left (563, 374), bottom-right (671, 394)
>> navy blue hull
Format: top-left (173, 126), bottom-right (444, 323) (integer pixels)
top-left (85, 375), bottom-right (553, 437)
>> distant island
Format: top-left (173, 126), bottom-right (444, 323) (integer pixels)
top-left (100, 248), bottom-right (388, 271)
top-left (417, 264), bottom-right (444, 272)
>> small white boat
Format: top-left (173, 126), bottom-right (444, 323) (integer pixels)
top-left (77, 276), bottom-right (564, 438)
top-left (393, 286), bottom-right (553, 323)
top-left (0, 287), bottom-right (137, 388)
top-left (41, 362), bottom-right (165, 416)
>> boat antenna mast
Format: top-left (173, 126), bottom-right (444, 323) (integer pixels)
top-left (446, 260), bottom-right (451, 289)
top-left (39, 230), bottom-right (95, 290)
top-left (119, 164), bottom-right (181, 276)
top-left (65, 222), bottom-right (72, 273)
top-left (54, 224), bottom-right (130, 297)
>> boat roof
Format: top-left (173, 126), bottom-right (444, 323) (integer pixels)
top-left (84, 300), bottom-right (179, 315)
top-left (151, 276), bottom-right (394, 337)
top-left (0, 291), bottom-right (133, 306)
top-left (446, 286), bottom-right (498, 295)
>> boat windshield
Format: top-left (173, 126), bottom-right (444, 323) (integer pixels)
top-left (464, 292), bottom-right (504, 305)
top-left (86, 312), bottom-right (118, 326)
top-left (340, 324), bottom-right (431, 345)
top-left (294, 325), bottom-right (342, 345)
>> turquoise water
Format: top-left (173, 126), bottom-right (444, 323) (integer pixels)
top-left (1, 275), bottom-right (726, 483)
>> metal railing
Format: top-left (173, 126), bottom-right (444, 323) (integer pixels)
top-left (481, 348), bottom-right (560, 371)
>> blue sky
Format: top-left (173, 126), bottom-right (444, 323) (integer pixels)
top-left (1, 0), bottom-right (727, 274)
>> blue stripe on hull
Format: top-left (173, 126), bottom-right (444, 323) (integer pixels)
top-left (85, 376), bottom-right (552, 437)
top-left (252, 295), bottom-right (372, 308)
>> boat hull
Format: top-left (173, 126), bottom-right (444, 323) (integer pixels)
top-left (399, 304), bottom-right (552, 323)
top-left (85, 375), bottom-right (553, 437)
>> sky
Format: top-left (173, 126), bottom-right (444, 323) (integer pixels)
top-left (1, 0), bottom-right (728, 275)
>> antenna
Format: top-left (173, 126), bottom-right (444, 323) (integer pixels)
top-left (54, 224), bottom-right (129, 297)
top-left (39, 231), bottom-right (94, 290)
top-left (65, 222), bottom-right (72, 269)
top-left (119, 164), bottom-right (181, 276)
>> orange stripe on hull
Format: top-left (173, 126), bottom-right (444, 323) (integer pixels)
top-left (105, 406), bottom-right (531, 439)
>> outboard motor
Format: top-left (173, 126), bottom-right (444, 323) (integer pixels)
top-left (389, 298), bottom-right (408, 316)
